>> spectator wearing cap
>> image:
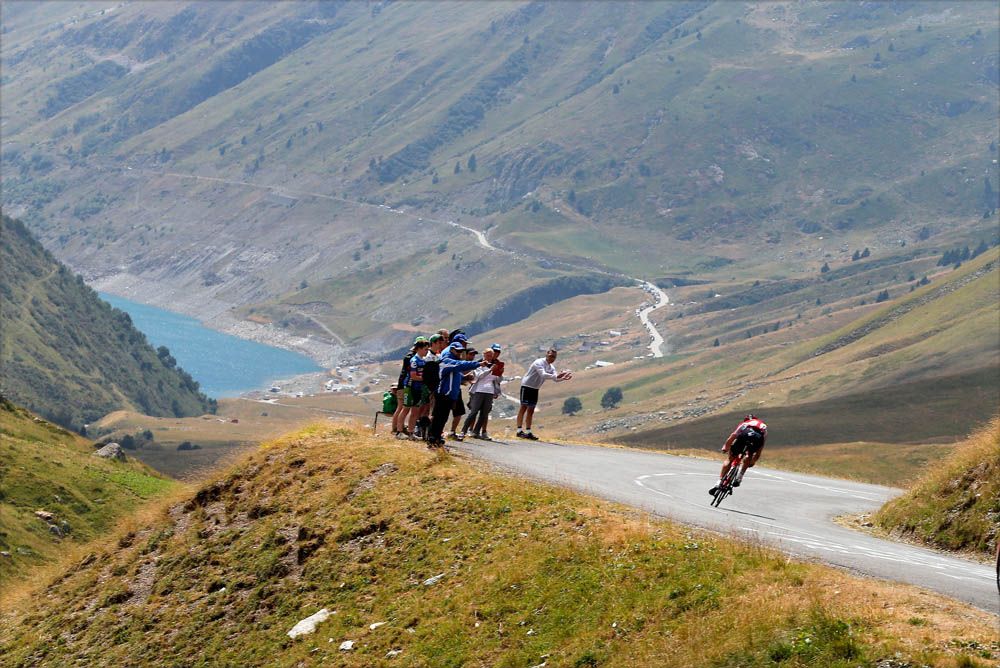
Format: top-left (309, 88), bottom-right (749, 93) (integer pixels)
top-left (447, 346), bottom-right (478, 441)
top-left (441, 332), bottom-right (468, 360)
top-left (414, 333), bottom-right (448, 438)
top-left (393, 337), bottom-right (425, 437)
top-left (428, 333), bottom-right (448, 356)
top-left (461, 344), bottom-right (502, 440)
top-left (428, 337), bottom-right (485, 447)
top-left (404, 339), bottom-right (432, 439)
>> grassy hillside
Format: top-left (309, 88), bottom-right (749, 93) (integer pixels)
top-left (1, 423), bottom-right (996, 667)
top-left (0, 214), bottom-right (216, 430)
top-left (875, 417), bottom-right (1000, 555)
top-left (0, 398), bottom-right (175, 588)
top-left (0, 1), bottom-right (996, 352)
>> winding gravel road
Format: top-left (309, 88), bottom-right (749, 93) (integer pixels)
top-left (451, 437), bottom-right (998, 612)
top-left (636, 280), bottom-right (669, 357)
top-left (125, 166), bottom-right (673, 358)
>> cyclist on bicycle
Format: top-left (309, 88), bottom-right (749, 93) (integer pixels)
top-left (709, 414), bottom-right (767, 495)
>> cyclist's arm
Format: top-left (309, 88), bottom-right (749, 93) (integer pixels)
top-left (722, 431), bottom-right (738, 452)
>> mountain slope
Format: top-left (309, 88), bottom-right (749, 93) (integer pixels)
top-left (0, 214), bottom-right (216, 430)
top-left (486, 248), bottom-right (1000, 445)
top-left (1, 1), bottom-right (996, 354)
top-left (0, 398), bottom-right (175, 587)
top-left (875, 416), bottom-right (999, 555)
top-left (1, 424), bottom-right (995, 666)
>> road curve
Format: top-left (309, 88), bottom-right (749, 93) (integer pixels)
top-left (451, 437), bottom-right (998, 612)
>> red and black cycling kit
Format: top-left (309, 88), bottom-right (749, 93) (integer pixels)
top-left (727, 418), bottom-right (767, 457)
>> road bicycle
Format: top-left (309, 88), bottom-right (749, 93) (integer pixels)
top-left (711, 450), bottom-right (749, 508)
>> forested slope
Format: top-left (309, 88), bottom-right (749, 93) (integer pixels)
top-left (0, 214), bottom-right (216, 430)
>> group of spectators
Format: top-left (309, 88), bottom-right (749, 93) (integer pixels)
top-left (387, 329), bottom-right (571, 448)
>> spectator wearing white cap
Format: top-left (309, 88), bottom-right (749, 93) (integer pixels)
top-left (461, 344), bottom-right (503, 440)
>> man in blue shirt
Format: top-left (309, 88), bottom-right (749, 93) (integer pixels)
top-left (427, 336), bottom-right (485, 447)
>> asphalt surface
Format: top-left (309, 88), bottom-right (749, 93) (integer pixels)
top-left (450, 436), bottom-right (998, 613)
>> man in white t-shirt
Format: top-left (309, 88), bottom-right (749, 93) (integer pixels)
top-left (516, 348), bottom-right (571, 440)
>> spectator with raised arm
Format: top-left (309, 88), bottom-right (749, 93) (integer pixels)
top-left (516, 348), bottom-right (571, 440)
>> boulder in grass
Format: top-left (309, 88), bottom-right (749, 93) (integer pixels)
top-left (287, 608), bottom-right (332, 639)
top-left (94, 442), bottom-right (126, 461)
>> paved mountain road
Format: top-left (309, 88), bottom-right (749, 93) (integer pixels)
top-left (636, 280), bottom-right (669, 357)
top-left (451, 437), bottom-right (998, 612)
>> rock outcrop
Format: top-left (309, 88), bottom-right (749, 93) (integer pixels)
top-left (94, 442), bottom-right (126, 461)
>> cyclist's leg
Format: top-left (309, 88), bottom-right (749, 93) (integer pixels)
top-left (737, 447), bottom-right (761, 482)
top-left (736, 455), bottom-right (749, 480)
top-left (718, 452), bottom-right (739, 482)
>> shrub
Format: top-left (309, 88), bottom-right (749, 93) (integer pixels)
top-left (562, 397), bottom-right (582, 415)
top-left (601, 387), bottom-right (623, 409)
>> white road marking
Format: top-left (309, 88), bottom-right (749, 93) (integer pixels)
top-left (753, 470), bottom-right (884, 501)
top-left (632, 472), bottom-right (994, 583)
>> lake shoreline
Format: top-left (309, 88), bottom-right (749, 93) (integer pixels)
top-left (91, 273), bottom-right (345, 369)
top-left (98, 288), bottom-right (339, 399)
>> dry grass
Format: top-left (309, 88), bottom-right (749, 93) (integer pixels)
top-left (1, 423), bottom-right (997, 667)
top-left (876, 416), bottom-right (1000, 555)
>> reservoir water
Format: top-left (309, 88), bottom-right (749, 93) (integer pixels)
top-left (99, 293), bottom-right (323, 398)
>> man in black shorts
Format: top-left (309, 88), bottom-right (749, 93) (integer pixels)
top-left (516, 348), bottom-right (571, 440)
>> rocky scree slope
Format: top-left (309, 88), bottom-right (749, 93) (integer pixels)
top-left (0, 1), bottom-right (997, 350)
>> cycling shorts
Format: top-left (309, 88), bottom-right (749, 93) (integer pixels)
top-left (730, 437), bottom-right (763, 458)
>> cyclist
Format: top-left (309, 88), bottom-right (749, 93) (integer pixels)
top-left (709, 414), bottom-right (767, 495)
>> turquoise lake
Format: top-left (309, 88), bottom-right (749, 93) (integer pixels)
top-left (99, 293), bottom-right (322, 398)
